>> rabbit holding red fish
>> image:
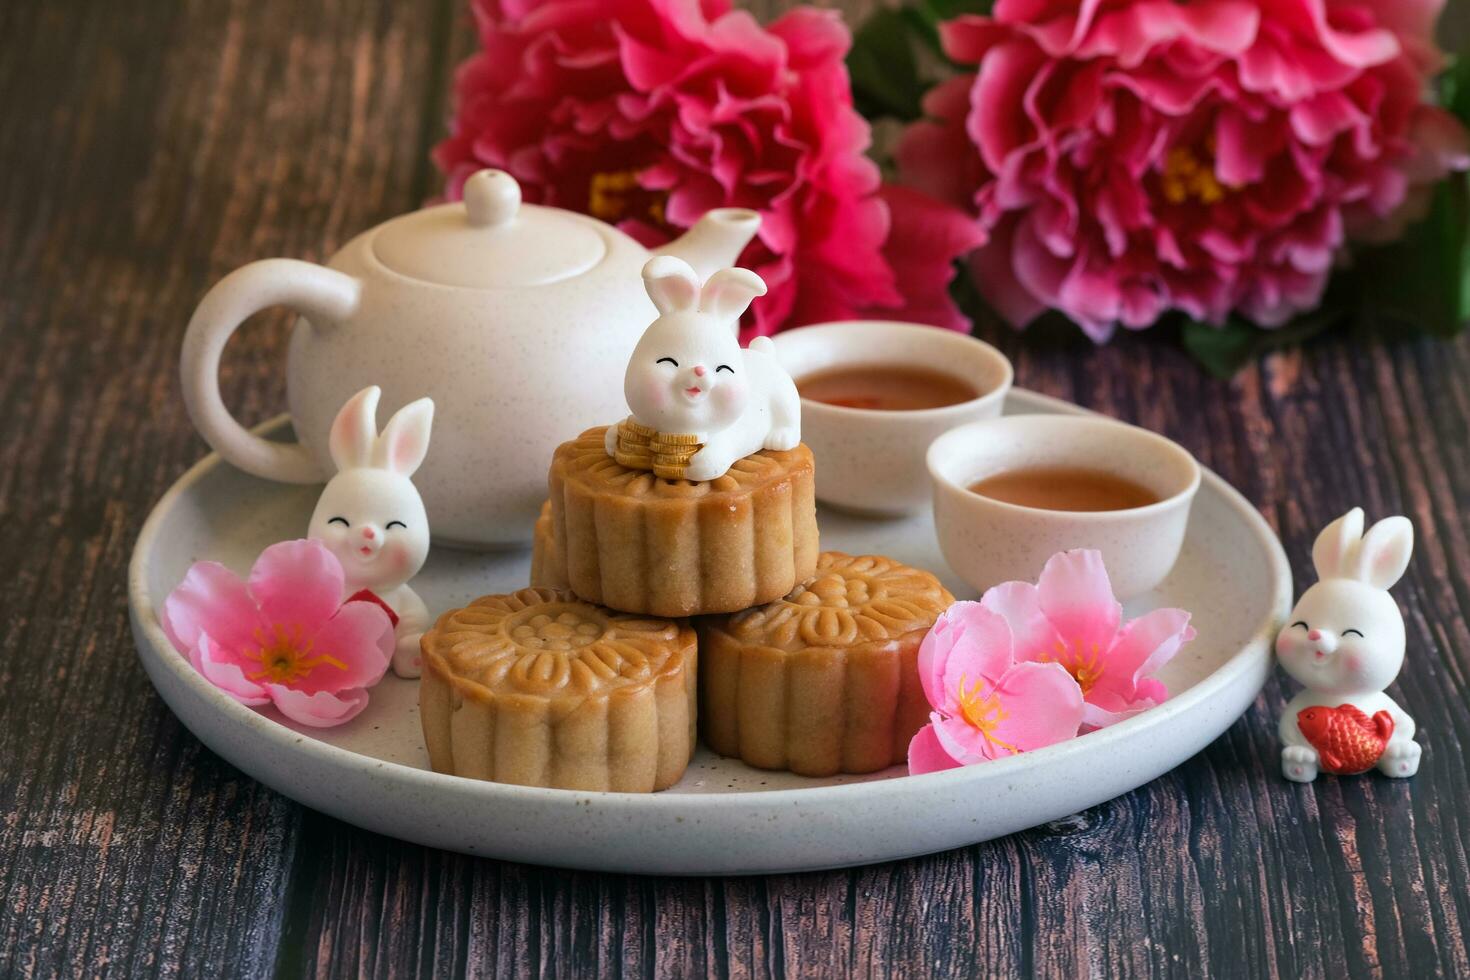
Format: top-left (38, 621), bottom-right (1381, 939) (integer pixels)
top-left (1277, 508), bottom-right (1420, 782)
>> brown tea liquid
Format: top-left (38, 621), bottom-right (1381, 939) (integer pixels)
top-left (968, 466), bottom-right (1160, 512)
top-left (797, 364), bottom-right (979, 411)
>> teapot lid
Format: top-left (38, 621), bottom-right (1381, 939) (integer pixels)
top-left (371, 170), bottom-right (607, 288)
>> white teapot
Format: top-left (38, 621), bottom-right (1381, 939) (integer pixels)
top-left (181, 169), bottom-right (759, 547)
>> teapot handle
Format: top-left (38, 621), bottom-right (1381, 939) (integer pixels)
top-left (180, 259), bottom-right (361, 483)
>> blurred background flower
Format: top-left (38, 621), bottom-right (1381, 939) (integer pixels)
top-left (435, 0), bottom-right (981, 337)
top-left (894, 0), bottom-right (1470, 342)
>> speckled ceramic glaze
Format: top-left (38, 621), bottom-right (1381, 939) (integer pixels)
top-left (129, 391), bottom-right (1288, 875)
top-left (770, 322), bottom-right (1012, 515)
top-left (179, 170), bottom-right (760, 548)
top-left (928, 414), bottom-right (1201, 600)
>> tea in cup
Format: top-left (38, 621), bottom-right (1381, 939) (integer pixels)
top-left (927, 414), bottom-right (1201, 599)
top-left (771, 322), bottom-right (1013, 515)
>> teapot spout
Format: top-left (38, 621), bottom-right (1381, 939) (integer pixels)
top-left (656, 208), bottom-right (761, 281)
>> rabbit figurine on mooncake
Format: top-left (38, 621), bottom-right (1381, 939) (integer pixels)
top-left (604, 256), bottom-right (801, 482)
top-left (1276, 508), bottom-right (1420, 782)
top-left (307, 386), bottom-right (435, 679)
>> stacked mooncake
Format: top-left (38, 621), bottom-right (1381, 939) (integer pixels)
top-left (421, 260), bottom-right (954, 792)
top-left (524, 428), bottom-right (954, 784)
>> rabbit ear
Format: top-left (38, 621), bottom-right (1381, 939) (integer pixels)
top-left (1312, 507), bottom-right (1364, 580)
top-left (373, 397), bottom-right (434, 477)
top-left (1355, 515), bottom-right (1413, 590)
top-left (700, 267), bottom-right (766, 324)
top-left (643, 256), bottom-right (701, 315)
top-left (329, 386), bottom-right (380, 471)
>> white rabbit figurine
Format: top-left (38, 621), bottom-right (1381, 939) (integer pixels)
top-left (605, 256), bottom-right (801, 482)
top-left (1276, 508), bottom-right (1419, 782)
top-left (307, 386), bottom-right (435, 679)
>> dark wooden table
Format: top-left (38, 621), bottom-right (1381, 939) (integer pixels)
top-left (3, 0), bottom-right (1468, 976)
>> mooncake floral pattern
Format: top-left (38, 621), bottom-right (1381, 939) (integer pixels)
top-left (727, 553), bottom-right (953, 651)
top-left (556, 427), bottom-right (812, 499)
top-left (427, 587), bottom-right (688, 696)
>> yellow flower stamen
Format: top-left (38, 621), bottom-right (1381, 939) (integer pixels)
top-left (953, 674), bottom-right (1021, 754)
top-left (243, 623), bottom-right (348, 684)
top-left (1037, 637), bottom-right (1104, 695)
top-left (1159, 139), bottom-right (1233, 206)
top-left (588, 170), bottom-right (669, 226)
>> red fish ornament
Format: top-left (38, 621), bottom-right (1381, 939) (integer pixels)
top-left (1296, 705), bottom-right (1394, 775)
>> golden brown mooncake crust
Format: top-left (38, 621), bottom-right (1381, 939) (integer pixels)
top-left (697, 552), bottom-right (954, 777)
top-left (419, 587), bottom-right (697, 792)
top-left (548, 427), bottom-right (819, 618)
top-left (530, 501), bottom-right (570, 591)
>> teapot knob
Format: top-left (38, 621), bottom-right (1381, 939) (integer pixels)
top-left (463, 169), bottom-right (521, 228)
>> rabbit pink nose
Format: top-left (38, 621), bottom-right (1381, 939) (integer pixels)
top-left (1307, 629), bottom-right (1321, 641)
top-left (362, 528), bottom-right (375, 540)
top-left (693, 365), bottom-right (706, 377)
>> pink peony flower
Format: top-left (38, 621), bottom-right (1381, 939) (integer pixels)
top-left (982, 550), bottom-right (1195, 728)
top-left (161, 540), bottom-right (393, 727)
top-left (898, 0), bottom-right (1470, 339)
top-left (908, 601), bottom-right (1085, 774)
top-left (434, 0), bottom-right (980, 336)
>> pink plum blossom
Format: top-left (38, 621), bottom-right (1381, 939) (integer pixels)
top-left (908, 601), bottom-right (1085, 774)
top-left (982, 550), bottom-right (1195, 728)
top-left (897, 0), bottom-right (1470, 338)
top-left (434, 0), bottom-right (980, 336)
top-left (161, 539), bottom-right (393, 728)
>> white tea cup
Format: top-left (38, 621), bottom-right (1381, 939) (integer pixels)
top-left (927, 414), bottom-right (1201, 599)
top-left (771, 321), bottom-right (1012, 515)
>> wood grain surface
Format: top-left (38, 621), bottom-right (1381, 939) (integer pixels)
top-left (1, 0), bottom-right (1466, 977)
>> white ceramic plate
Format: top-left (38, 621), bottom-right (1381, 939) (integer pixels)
top-left (129, 390), bottom-right (1291, 875)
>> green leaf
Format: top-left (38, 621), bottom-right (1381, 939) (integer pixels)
top-left (912, 0), bottom-right (994, 25)
top-left (1350, 174), bottom-right (1470, 338)
top-left (1181, 310), bottom-right (1343, 379)
top-left (1440, 53), bottom-right (1470, 128)
top-left (847, 8), bottom-right (926, 122)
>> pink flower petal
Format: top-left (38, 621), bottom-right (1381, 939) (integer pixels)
top-left (161, 561), bottom-right (265, 656)
top-left (981, 580), bottom-right (1061, 663)
top-left (967, 222), bottom-right (1049, 329)
top-left (248, 539), bottom-right (344, 633)
top-left (1035, 550), bottom-right (1122, 656)
top-left (267, 685), bottom-right (371, 728)
top-left (1081, 666), bottom-right (1172, 728)
top-left (1080, 699), bottom-right (1160, 729)
top-left (1300, 0), bottom-right (1401, 69)
top-left (896, 78), bottom-right (986, 209)
top-left (190, 634), bottom-right (270, 706)
top-left (933, 711), bottom-right (1003, 762)
top-left (908, 722), bottom-right (965, 775)
top-left (987, 661), bottom-right (1085, 751)
top-left (1079, 1), bottom-right (1259, 67)
top-left (917, 602), bottom-right (1015, 716)
top-left (294, 602), bottom-right (394, 695)
top-left (1100, 607), bottom-right (1195, 693)
top-left (869, 185), bottom-right (986, 331)
top-left (1135, 676), bottom-right (1169, 703)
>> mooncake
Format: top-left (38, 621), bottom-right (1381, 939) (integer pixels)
top-left (530, 501), bottom-right (570, 591)
top-left (548, 427), bottom-right (818, 617)
top-left (419, 587), bottom-right (696, 792)
top-left (697, 552), bottom-right (953, 777)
